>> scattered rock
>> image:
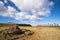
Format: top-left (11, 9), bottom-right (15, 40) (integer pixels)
top-left (7, 24), bottom-right (22, 34)
top-left (0, 24), bottom-right (34, 40)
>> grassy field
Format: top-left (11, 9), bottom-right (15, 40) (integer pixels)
top-left (0, 26), bottom-right (60, 40)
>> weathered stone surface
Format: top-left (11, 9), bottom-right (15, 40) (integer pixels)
top-left (7, 24), bottom-right (22, 34)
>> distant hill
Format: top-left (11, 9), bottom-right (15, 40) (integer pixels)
top-left (0, 22), bottom-right (32, 27)
top-left (17, 24), bottom-right (31, 26)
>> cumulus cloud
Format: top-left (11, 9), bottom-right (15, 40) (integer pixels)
top-left (0, 0), bottom-right (54, 23)
top-left (0, 2), bottom-right (7, 16)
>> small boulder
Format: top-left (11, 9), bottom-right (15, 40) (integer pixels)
top-left (7, 24), bottom-right (22, 34)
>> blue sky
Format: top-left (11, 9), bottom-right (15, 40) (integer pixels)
top-left (0, 0), bottom-right (60, 26)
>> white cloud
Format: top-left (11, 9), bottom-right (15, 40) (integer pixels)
top-left (0, 2), bottom-right (7, 17)
top-left (49, 1), bottom-right (54, 6)
top-left (0, 0), bottom-right (54, 24)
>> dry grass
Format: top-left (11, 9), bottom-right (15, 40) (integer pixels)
top-left (0, 27), bottom-right (8, 31)
top-left (0, 26), bottom-right (60, 40)
top-left (18, 27), bottom-right (60, 40)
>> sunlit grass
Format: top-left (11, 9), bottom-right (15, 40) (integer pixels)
top-left (0, 26), bottom-right (60, 40)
